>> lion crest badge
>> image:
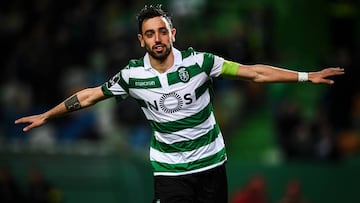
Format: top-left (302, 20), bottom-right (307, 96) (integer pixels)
top-left (178, 67), bottom-right (190, 82)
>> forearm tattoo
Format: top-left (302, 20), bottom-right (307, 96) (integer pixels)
top-left (64, 95), bottom-right (82, 112)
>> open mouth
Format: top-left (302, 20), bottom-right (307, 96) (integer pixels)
top-left (153, 44), bottom-right (164, 52)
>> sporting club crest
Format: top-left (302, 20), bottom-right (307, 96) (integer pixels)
top-left (177, 67), bottom-right (190, 82)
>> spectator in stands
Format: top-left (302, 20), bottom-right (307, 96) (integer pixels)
top-left (231, 173), bottom-right (269, 203)
top-left (278, 179), bottom-right (310, 203)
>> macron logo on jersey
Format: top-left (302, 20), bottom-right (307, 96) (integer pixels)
top-left (135, 81), bottom-right (156, 87)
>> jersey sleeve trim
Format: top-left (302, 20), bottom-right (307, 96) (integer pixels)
top-left (101, 84), bottom-right (114, 96)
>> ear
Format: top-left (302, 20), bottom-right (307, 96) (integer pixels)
top-left (171, 28), bottom-right (176, 42)
top-left (137, 34), bottom-right (145, 47)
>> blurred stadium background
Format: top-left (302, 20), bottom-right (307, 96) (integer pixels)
top-left (0, 0), bottom-right (359, 202)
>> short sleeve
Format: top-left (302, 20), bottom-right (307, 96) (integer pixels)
top-left (101, 71), bottom-right (129, 100)
top-left (198, 52), bottom-right (224, 78)
top-left (209, 55), bottom-right (225, 78)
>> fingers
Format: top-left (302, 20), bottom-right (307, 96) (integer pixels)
top-left (314, 67), bottom-right (344, 84)
top-left (14, 116), bottom-right (33, 125)
top-left (325, 67), bottom-right (345, 76)
top-left (14, 117), bottom-right (25, 124)
top-left (14, 118), bottom-right (31, 132)
top-left (14, 116), bottom-right (38, 132)
top-left (23, 124), bottom-right (35, 132)
top-left (315, 67), bottom-right (343, 74)
top-left (322, 79), bottom-right (334, 85)
top-left (19, 122), bottom-right (37, 132)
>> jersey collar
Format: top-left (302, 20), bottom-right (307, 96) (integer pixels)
top-left (144, 47), bottom-right (182, 71)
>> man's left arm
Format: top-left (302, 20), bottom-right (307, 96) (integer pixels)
top-left (221, 60), bottom-right (345, 84)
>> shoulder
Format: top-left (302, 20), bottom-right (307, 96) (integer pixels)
top-left (118, 57), bottom-right (146, 80)
top-left (180, 47), bottom-right (196, 59)
top-left (127, 57), bottom-right (145, 69)
top-left (181, 47), bottom-right (216, 59)
top-left (180, 47), bottom-right (209, 57)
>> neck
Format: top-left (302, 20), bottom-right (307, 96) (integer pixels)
top-left (149, 52), bottom-right (174, 74)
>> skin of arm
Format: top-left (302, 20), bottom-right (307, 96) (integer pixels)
top-left (15, 86), bottom-right (108, 132)
top-left (221, 60), bottom-right (345, 84)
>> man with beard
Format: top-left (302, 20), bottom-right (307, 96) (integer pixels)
top-left (15, 4), bottom-right (344, 203)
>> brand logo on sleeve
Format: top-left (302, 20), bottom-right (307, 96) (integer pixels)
top-left (107, 74), bottom-right (120, 88)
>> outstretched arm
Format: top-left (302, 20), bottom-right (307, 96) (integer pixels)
top-left (221, 60), bottom-right (345, 84)
top-left (15, 86), bottom-right (108, 132)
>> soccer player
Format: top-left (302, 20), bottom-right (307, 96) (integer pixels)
top-left (15, 4), bottom-right (344, 203)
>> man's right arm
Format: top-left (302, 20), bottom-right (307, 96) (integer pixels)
top-left (15, 86), bottom-right (108, 132)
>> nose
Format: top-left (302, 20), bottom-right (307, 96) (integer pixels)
top-left (155, 32), bottom-right (161, 42)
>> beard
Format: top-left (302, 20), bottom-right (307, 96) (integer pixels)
top-left (146, 43), bottom-right (172, 61)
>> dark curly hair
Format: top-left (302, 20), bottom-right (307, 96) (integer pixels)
top-left (136, 4), bottom-right (173, 34)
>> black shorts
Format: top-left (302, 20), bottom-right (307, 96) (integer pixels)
top-left (152, 164), bottom-right (228, 203)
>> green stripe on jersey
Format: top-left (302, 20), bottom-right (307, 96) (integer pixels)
top-left (129, 76), bottom-right (161, 89)
top-left (128, 58), bottom-right (144, 67)
top-left (202, 53), bottom-right (215, 75)
top-left (118, 72), bottom-right (129, 93)
top-left (195, 80), bottom-right (212, 99)
top-left (151, 148), bottom-right (226, 173)
top-left (167, 65), bottom-right (203, 85)
top-left (181, 47), bottom-right (194, 59)
top-left (152, 124), bottom-right (220, 153)
top-left (149, 102), bottom-right (213, 134)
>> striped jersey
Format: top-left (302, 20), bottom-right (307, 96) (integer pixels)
top-left (101, 47), bottom-right (227, 176)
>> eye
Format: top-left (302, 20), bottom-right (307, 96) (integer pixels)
top-left (144, 30), bottom-right (154, 38)
top-left (145, 32), bottom-right (153, 38)
top-left (160, 28), bottom-right (168, 35)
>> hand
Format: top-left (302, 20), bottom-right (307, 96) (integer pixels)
top-left (14, 114), bottom-right (48, 132)
top-left (309, 67), bottom-right (345, 84)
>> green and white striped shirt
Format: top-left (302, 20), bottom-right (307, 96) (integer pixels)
top-left (102, 47), bottom-right (227, 176)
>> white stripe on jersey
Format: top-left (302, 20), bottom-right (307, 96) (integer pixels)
top-left (139, 88), bottom-right (211, 123)
top-left (150, 133), bottom-right (225, 164)
top-left (153, 112), bottom-right (216, 144)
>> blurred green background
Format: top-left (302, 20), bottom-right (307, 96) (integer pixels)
top-left (1, 0), bottom-right (359, 202)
